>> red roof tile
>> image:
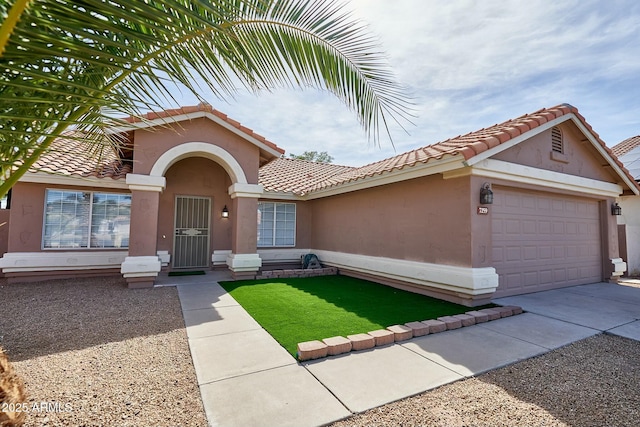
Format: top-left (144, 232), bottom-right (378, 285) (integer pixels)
top-left (259, 158), bottom-right (356, 195)
top-left (612, 136), bottom-right (640, 157)
top-left (259, 104), bottom-right (637, 195)
top-left (30, 132), bottom-right (132, 180)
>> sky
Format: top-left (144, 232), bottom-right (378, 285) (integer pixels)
top-left (173, 0), bottom-right (640, 167)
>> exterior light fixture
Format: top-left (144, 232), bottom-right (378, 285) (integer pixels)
top-left (480, 183), bottom-right (494, 205)
top-left (221, 205), bottom-right (229, 218)
top-left (611, 202), bottom-right (622, 216)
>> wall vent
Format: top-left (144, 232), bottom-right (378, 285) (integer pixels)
top-left (551, 126), bottom-right (563, 153)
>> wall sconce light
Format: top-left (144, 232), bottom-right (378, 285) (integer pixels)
top-left (480, 183), bottom-right (494, 205)
top-left (221, 205), bottom-right (229, 218)
top-left (611, 202), bottom-right (622, 216)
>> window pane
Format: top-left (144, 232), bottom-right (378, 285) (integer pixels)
top-left (43, 190), bottom-right (90, 248)
top-left (90, 192), bottom-right (131, 248)
top-left (258, 202), bottom-right (295, 247)
top-left (43, 190), bottom-right (130, 249)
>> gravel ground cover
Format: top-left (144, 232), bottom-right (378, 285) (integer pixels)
top-left (3, 275), bottom-right (639, 427)
top-left (0, 276), bottom-right (207, 427)
top-left (330, 333), bottom-right (640, 427)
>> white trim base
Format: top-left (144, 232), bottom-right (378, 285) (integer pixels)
top-left (212, 250), bottom-right (232, 266)
top-left (0, 251), bottom-right (128, 273)
top-left (311, 250), bottom-right (499, 297)
top-left (226, 253), bottom-right (262, 272)
top-left (257, 248), bottom-right (311, 265)
top-left (157, 250), bottom-right (171, 267)
top-left (611, 257), bottom-right (627, 277)
top-left (120, 256), bottom-right (162, 278)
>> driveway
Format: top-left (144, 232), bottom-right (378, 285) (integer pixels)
top-left (494, 281), bottom-right (640, 340)
top-left (176, 277), bottom-right (640, 427)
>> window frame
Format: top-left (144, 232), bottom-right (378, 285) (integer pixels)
top-left (42, 188), bottom-right (131, 250)
top-left (257, 201), bottom-right (296, 248)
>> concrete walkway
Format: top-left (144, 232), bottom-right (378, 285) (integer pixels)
top-left (168, 273), bottom-right (640, 427)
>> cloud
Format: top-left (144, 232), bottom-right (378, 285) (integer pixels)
top-left (172, 0), bottom-right (640, 166)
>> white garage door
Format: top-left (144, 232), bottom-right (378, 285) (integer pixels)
top-left (492, 188), bottom-right (602, 297)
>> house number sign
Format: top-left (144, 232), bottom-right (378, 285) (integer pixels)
top-left (477, 206), bottom-right (489, 215)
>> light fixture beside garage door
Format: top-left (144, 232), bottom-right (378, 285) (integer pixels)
top-left (611, 202), bottom-right (622, 216)
top-left (480, 182), bottom-right (494, 205)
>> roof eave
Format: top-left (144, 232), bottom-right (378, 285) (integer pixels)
top-left (463, 113), bottom-right (640, 196)
top-left (303, 154), bottom-right (466, 200)
top-left (111, 111), bottom-right (284, 161)
top-left (19, 171), bottom-right (129, 189)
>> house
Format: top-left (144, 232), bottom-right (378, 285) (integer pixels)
top-left (611, 136), bottom-right (640, 276)
top-left (0, 103), bottom-right (636, 306)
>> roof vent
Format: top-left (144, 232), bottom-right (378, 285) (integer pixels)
top-left (551, 126), bottom-right (563, 153)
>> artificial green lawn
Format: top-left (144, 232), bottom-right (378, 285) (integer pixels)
top-left (220, 275), bottom-right (485, 357)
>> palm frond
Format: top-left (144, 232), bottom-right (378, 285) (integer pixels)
top-left (0, 0), bottom-right (413, 198)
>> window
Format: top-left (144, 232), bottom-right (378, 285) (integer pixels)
top-left (551, 126), bottom-right (563, 153)
top-left (43, 189), bottom-right (131, 249)
top-left (257, 202), bottom-right (296, 247)
top-left (0, 189), bottom-right (11, 209)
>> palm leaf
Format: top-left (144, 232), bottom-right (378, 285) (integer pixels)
top-left (0, 0), bottom-right (413, 198)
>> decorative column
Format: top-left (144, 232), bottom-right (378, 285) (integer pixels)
top-left (120, 174), bottom-right (166, 288)
top-left (226, 183), bottom-right (263, 279)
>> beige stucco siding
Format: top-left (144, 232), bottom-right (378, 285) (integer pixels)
top-left (132, 117), bottom-right (261, 183)
top-left (309, 174), bottom-right (474, 267)
top-left (493, 124), bottom-right (619, 183)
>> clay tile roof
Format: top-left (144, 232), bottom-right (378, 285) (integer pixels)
top-left (125, 103), bottom-right (284, 155)
top-left (259, 103), bottom-right (638, 195)
top-left (30, 132), bottom-right (132, 180)
top-left (259, 157), bottom-right (356, 195)
top-left (612, 135), bottom-right (640, 157)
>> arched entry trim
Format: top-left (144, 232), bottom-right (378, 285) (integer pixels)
top-left (149, 142), bottom-right (248, 184)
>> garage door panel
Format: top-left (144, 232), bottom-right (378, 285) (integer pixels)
top-left (492, 189), bottom-right (602, 297)
top-left (539, 246), bottom-right (552, 259)
top-left (523, 246), bottom-right (537, 260)
top-left (505, 246), bottom-right (521, 261)
top-left (523, 271), bottom-right (538, 286)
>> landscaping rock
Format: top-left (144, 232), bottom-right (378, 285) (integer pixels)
top-left (297, 340), bottom-right (328, 361)
top-left (347, 333), bottom-right (375, 351)
top-left (322, 336), bottom-right (352, 356)
top-left (436, 316), bottom-right (462, 330)
top-left (465, 310), bottom-right (490, 323)
top-left (501, 305), bottom-right (524, 315)
top-left (421, 319), bottom-right (447, 334)
top-left (386, 324), bottom-right (413, 341)
top-left (478, 308), bottom-right (502, 321)
top-left (451, 313), bottom-right (476, 327)
top-left (405, 321), bottom-right (430, 337)
top-left (493, 306), bottom-right (514, 317)
top-left (368, 329), bottom-right (395, 346)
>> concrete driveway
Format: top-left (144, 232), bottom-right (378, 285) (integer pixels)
top-left (494, 281), bottom-right (640, 340)
top-left (174, 275), bottom-right (640, 427)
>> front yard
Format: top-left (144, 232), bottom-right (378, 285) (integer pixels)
top-left (220, 274), bottom-right (486, 356)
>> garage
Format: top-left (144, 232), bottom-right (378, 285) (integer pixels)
top-left (492, 187), bottom-right (602, 297)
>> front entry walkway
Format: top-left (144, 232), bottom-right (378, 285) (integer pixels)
top-left (174, 276), bottom-right (640, 427)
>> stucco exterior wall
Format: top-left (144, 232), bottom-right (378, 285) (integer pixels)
top-left (131, 118), bottom-right (261, 183)
top-left (157, 157), bottom-right (233, 255)
top-left (309, 174), bottom-right (474, 267)
top-left (7, 182), bottom-right (45, 252)
top-left (0, 209), bottom-right (10, 257)
top-left (493, 123), bottom-right (618, 183)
